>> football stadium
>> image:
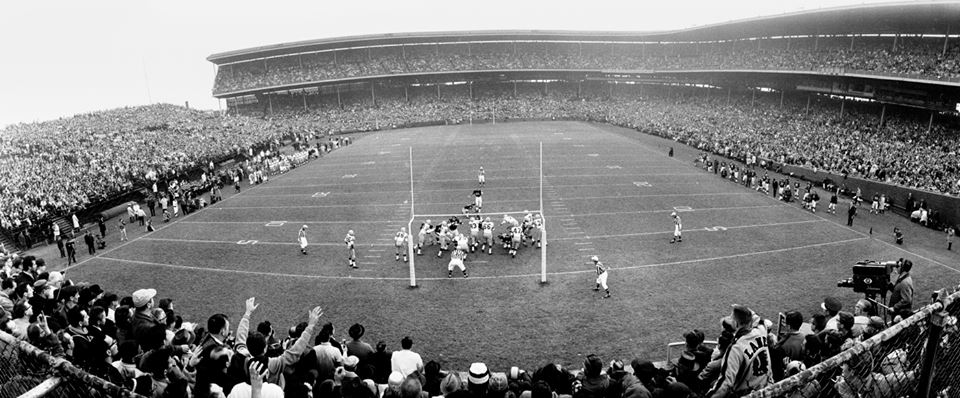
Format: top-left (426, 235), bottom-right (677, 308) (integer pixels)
top-left (3, 2), bottom-right (960, 398)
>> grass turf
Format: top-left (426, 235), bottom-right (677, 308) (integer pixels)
top-left (55, 121), bottom-right (960, 372)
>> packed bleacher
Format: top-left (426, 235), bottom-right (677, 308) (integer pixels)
top-left (0, 251), bottom-right (919, 398)
top-left (212, 37), bottom-right (960, 94)
top-left (5, 89), bottom-right (960, 248)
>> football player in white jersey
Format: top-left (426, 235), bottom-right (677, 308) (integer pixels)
top-left (509, 225), bottom-right (523, 258)
top-left (448, 248), bottom-right (468, 278)
top-left (531, 213), bottom-right (544, 248)
top-left (592, 256), bottom-right (611, 298)
top-left (468, 216), bottom-right (481, 253)
top-left (298, 225), bottom-right (309, 255)
top-left (521, 211), bottom-right (534, 246)
top-left (670, 212), bottom-right (683, 244)
top-left (394, 227), bottom-right (408, 262)
top-left (502, 214), bottom-right (519, 249)
top-left (437, 221), bottom-right (451, 258)
top-left (478, 166), bottom-right (485, 186)
top-left (344, 230), bottom-right (357, 268)
top-left (481, 217), bottom-right (495, 255)
top-left (416, 220), bottom-right (432, 255)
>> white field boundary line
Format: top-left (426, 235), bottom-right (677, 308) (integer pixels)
top-left (647, 131), bottom-right (960, 275)
top-left (552, 219), bottom-right (827, 241)
top-left (90, 237), bottom-right (870, 282)
top-left (215, 192), bottom-right (758, 210)
top-left (178, 205), bottom-right (788, 225)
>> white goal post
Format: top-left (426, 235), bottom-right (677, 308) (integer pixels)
top-left (405, 143), bottom-right (547, 287)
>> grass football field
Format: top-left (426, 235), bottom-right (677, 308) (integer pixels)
top-left (56, 121), bottom-right (960, 371)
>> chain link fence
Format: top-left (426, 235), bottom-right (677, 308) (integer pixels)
top-left (0, 331), bottom-right (137, 398)
top-left (748, 288), bottom-right (960, 398)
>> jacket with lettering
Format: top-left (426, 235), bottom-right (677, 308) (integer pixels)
top-left (708, 322), bottom-right (773, 398)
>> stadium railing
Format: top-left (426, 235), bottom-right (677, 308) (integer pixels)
top-left (0, 331), bottom-right (139, 398)
top-left (747, 288), bottom-right (960, 398)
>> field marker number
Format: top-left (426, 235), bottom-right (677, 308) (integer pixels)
top-left (313, 192), bottom-right (330, 198)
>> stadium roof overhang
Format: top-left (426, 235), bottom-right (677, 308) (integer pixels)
top-left (207, 1), bottom-right (960, 65)
top-left (215, 69), bottom-right (960, 112)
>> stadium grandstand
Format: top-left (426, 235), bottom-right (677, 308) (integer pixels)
top-left (3, 2), bottom-right (960, 398)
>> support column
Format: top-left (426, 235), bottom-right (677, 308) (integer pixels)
top-left (944, 28), bottom-right (951, 57)
top-left (839, 98), bottom-right (845, 118)
top-left (268, 95), bottom-right (273, 115)
top-left (928, 111), bottom-right (935, 134)
top-left (779, 90), bottom-right (784, 108)
top-left (469, 82), bottom-right (473, 100)
top-left (370, 82), bottom-right (376, 106)
top-left (726, 87), bottom-right (731, 105)
top-left (437, 82), bottom-right (441, 100)
top-left (892, 34), bottom-right (899, 51)
top-left (302, 92), bottom-right (307, 111)
top-left (513, 81), bottom-right (517, 97)
top-left (814, 34), bottom-right (819, 51)
top-left (805, 95), bottom-right (811, 115)
top-left (337, 87), bottom-right (342, 109)
top-left (751, 88), bottom-right (756, 108)
top-left (404, 86), bottom-right (409, 103)
top-left (850, 35), bottom-right (855, 51)
top-left (577, 81), bottom-right (582, 98)
top-left (879, 104), bottom-right (886, 128)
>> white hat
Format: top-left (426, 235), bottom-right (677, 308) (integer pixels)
top-left (468, 362), bottom-right (489, 385)
top-left (591, 256), bottom-right (599, 262)
top-left (132, 288), bottom-right (157, 308)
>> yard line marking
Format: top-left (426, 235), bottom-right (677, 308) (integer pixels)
top-left (261, 180), bottom-right (709, 192)
top-left (217, 203), bottom-right (405, 209)
top-left (554, 219), bottom-right (826, 240)
top-left (368, 249), bottom-right (386, 252)
top-left (574, 242), bottom-right (592, 245)
top-left (180, 220), bottom-right (402, 225)
top-left (577, 248), bottom-right (593, 251)
top-left (90, 237), bottom-right (870, 281)
top-left (138, 237), bottom-right (394, 247)
top-left (285, 172), bottom-right (704, 184)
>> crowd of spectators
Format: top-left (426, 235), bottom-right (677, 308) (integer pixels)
top-left (0, 105), bottom-right (332, 238)
top-left (212, 37), bottom-right (960, 94)
top-left (0, 246), bottom-right (922, 398)
top-left (5, 88), bottom-right (960, 247)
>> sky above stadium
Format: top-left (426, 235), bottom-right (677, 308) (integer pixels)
top-left (0, 0), bottom-right (899, 127)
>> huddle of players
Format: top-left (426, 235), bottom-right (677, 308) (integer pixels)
top-left (414, 212), bottom-right (543, 258)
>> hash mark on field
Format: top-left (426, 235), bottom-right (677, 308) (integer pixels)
top-left (368, 249), bottom-right (386, 252)
top-left (574, 242), bottom-right (592, 245)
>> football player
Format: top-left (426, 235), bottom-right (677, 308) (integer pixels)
top-left (395, 227), bottom-right (408, 262)
top-left (592, 256), bottom-right (611, 298)
top-left (468, 216), bottom-right (481, 253)
top-left (298, 225), bottom-right (309, 255)
top-left (670, 212), bottom-right (683, 244)
top-left (472, 188), bottom-right (483, 211)
top-left (437, 221), bottom-right (452, 258)
top-left (509, 224), bottom-right (523, 258)
top-left (416, 219), bottom-right (432, 255)
top-left (481, 217), bottom-right (495, 255)
top-left (478, 166), bottom-right (485, 186)
top-left (531, 213), bottom-right (544, 248)
top-left (448, 247), bottom-right (468, 278)
top-left (344, 230), bottom-right (357, 268)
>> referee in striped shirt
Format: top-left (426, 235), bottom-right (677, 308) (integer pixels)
top-left (592, 256), bottom-right (611, 298)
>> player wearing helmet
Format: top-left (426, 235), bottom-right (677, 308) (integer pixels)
top-left (298, 225), bottom-right (309, 255)
top-left (395, 227), bottom-right (408, 262)
top-left (592, 256), bottom-right (611, 298)
top-left (670, 212), bottom-right (683, 243)
top-left (478, 166), bottom-right (485, 186)
top-left (416, 220), bottom-right (432, 255)
top-left (481, 217), bottom-right (495, 255)
top-left (344, 230), bottom-right (357, 268)
top-left (468, 216), bottom-right (481, 253)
